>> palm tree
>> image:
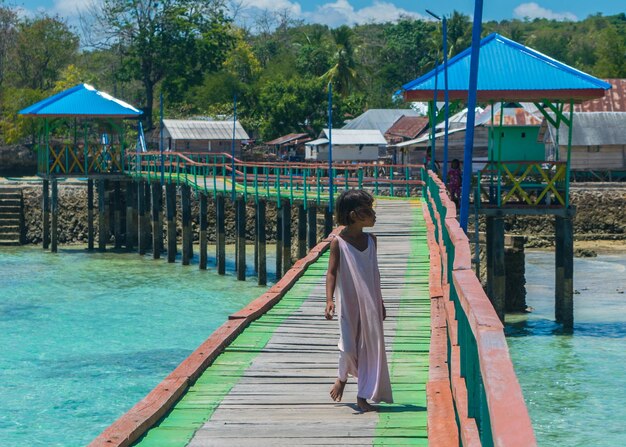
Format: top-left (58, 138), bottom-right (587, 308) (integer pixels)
top-left (322, 25), bottom-right (360, 95)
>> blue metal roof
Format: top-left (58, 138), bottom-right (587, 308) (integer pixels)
top-left (19, 84), bottom-right (143, 118)
top-left (402, 33), bottom-right (611, 102)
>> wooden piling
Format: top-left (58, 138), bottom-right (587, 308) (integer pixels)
top-left (152, 183), bottom-right (163, 259)
top-left (87, 179), bottom-right (94, 250)
top-left (181, 184), bottom-right (192, 266)
top-left (237, 196), bottom-right (246, 281)
top-left (276, 203), bottom-right (282, 278)
top-left (138, 181), bottom-right (146, 255)
top-left (98, 179), bottom-right (107, 251)
top-left (298, 203), bottom-right (307, 259)
top-left (487, 214), bottom-right (506, 322)
top-left (125, 183), bottom-right (135, 251)
top-left (114, 182), bottom-right (122, 249)
top-left (199, 193), bottom-right (207, 270)
top-left (144, 182), bottom-right (152, 251)
top-left (42, 179), bottom-right (50, 249)
top-left (50, 178), bottom-right (58, 253)
top-left (282, 200), bottom-right (292, 275)
top-left (307, 203), bottom-right (317, 250)
top-left (324, 205), bottom-right (333, 237)
top-left (555, 212), bottom-right (574, 331)
top-left (166, 184), bottom-right (177, 263)
top-left (257, 199), bottom-right (267, 286)
top-left (254, 205), bottom-right (259, 273)
top-left (216, 193), bottom-right (226, 275)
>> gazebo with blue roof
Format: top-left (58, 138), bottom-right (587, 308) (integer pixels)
top-left (18, 83), bottom-right (143, 253)
top-left (401, 32), bottom-right (611, 330)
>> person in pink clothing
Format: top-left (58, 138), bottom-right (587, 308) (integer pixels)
top-left (325, 189), bottom-right (393, 412)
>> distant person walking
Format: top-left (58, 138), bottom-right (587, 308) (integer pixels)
top-left (325, 190), bottom-right (393, 412)
top-left (447, 158), bottom-right (462, 206)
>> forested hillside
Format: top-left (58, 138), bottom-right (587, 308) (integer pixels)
top-left (0, 0), bottom-right (624, 142)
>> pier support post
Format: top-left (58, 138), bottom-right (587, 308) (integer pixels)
top-left (138, 181), bottom-right (147, 255)
top-left (125, 183), bottom-right (135, 251)
top-left (282, 200), bottom-right (292, 275)
top-left (50, 178), bottom-right (58, 253)
top-left (152, 183), bottom-right (163, 259)
top-left (87, 179), bottom-right (94, 250)
top-left (555, 211), bottom-right (574, 331)
top-left (98, 179), bottom-right (107, 251)
top-left (257, 199), bottom-right (267, 286)
top-left (42, 179), bottom-right (50, 249)
top-left (199, 193), bottom-right (207, 270)
top-left (307, 203), bottom-right (317, 250)
top-left (166, 184), bottom-right (177, 263)
top-left (298, 203), bottom-right (307, 259)
top-left (324, 206), bottom-right (333, 237)
top-left (486, 214), bottom-right (506, 322)
top-left (216, 193), bottom-right (226, 275)
top-left (276, 203), bottom-right (282, 278)
top-left (236, 196), bottom-right (246, 280)
top-left (181, 184), bottom-right (192, 265)
top-left (114, 182), bottom-right (122, 249)
top-left (254, 206), bottom-right (259, 273)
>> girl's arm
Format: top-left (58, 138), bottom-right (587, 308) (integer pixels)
top-left (371, 233), bottom-right (387, 321)
top-left (325, 238), bottom-right (340, 320)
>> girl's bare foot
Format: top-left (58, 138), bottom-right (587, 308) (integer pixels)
top-left (357, 397), bottom-right (376, 412)
top-left (330, 379), bottom-right (347, 402)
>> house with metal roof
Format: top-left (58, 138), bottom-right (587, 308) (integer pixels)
top-left (342, 109), bottom-right (421, 134)
top-left (305, 129), bottom-right (387, 161)
top-left (159, 119), bottom-right (250, 155)
top-left (265, 133), bottom-right (311, 161)
top-left (539, 112), bottom-right (626, 176)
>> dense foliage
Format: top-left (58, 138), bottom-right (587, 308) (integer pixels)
top-left (0, 1), bottom-right (624, 144)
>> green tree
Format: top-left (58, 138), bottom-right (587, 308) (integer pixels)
top-left (594, 25), bottom-right (626, 77)
top-left (86, 0), bottom-right (233, 129)
top-left (322, 25), bottom-right (359, 96)
top-left (0, 3), bottom-right (17, 88)
top-left (11, 15), bottom-right (79, 90)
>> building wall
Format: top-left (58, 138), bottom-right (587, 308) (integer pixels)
top-left (306, 144), bottom-right (380, 161)
top-left (488, 126), bottom-right (544, 161)
top-left (170, 139), bottom-right (242, 155)
top-left (568, 145), bottom-right (626, 170)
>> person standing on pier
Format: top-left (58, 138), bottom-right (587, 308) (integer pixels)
top-left (325, 190), bottom-right (393, 411)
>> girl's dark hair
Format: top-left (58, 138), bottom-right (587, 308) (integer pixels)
top-left (335, 189), bottom-right (374, 226)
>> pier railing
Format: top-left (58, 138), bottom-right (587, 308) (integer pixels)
top-left (123, 151), bottom-right (424, 202)
top-left (424, 171), bottom-right (536, 447)
top-left (478, 160), bottom-right (568, 207)
top-left (37, 143), bottom-right (126, 176)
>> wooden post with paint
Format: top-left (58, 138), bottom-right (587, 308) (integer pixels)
top-left (42, 179), bottom-right (50, 249)
top-left (181, 184), bottom-right (192, 266)
top-left (276, 203), bottom-right (282, 278)
top-left (166, 183), bottom-right (177, 263)
top-left (282, 200), bottom-right (292, 275)
top-left (199, 193), bottom-right (207, 270)
top-left (236, 196), bottom-right (246, 281)
top-left (50, 178), bottom-right (58, 253)
top-left (216, 193), bottom-right (226, 275)
top-left (257, 199), bottom-right (266, 286)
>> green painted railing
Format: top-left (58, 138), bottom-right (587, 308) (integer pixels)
top-left (37, 143), bottom-right (126, 176)
top-left (122, 151), bottom-right (424, 204)
top-left (424, 170), bottom-right (537, 447)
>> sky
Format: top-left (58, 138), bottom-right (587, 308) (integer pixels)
top-left (10, 0), bottom-right (625, 28)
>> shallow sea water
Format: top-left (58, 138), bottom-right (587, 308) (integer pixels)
top-left (0, 245), bottom-right (270, 446)
top-left (506, 251), bottom-right (626, 446)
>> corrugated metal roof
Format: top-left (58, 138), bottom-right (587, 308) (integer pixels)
top-left (477, 103), bottom-right (543, 126)
top-left (318, 129), bottom-right (387, 145)
top-left (163, 119), bottom-right (249, 140)
top-left (402, 33), bottom-right (611, 102)
top-left (19, 84), bottom-right (142, 117)
top-left (385, 116), bottom-right (429, 141)
top-left (393, 127), bottom-right (467, 147)
top-left (540, 112), bottom-right (626, 146)
top-left (265, 133), bottom-right (310, 145)
top-left (574, 79), bottom-right (626, 112)
top-left (305, 138), bottom-right (329, 146)
top-left (342, 109), bottom-right (420, 133)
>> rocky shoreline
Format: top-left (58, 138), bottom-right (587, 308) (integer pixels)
top-left (7, 181), bottom-right (625, 247)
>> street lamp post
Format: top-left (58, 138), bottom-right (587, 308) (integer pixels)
top-left (426, 10), bottom-right (450, 183)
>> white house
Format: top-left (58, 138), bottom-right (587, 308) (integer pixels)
top-left (305, 129), bottom-right (387, 162)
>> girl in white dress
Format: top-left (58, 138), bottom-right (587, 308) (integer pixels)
top-left (325, 190), bottom-right (393, 412)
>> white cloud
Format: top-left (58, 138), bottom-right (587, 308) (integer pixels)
top-left (307, 0), bottom-right (423, 27)
top-left (513, 2), bottom-right (577, 21)
top-left (240, 0), bottom-right (303, 16)
top-left (52, 0), bottom-right (93, 17)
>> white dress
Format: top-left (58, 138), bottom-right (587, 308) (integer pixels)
top-left (335, 233), bottom-right (393, 403)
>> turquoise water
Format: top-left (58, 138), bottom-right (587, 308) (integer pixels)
top-left (506, 252), bottom-right (626, 446)
top-left (0, 246), bottom-right (271, 447)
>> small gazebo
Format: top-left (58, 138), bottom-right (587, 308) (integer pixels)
top-left (19, 83), bottom-right (142, 177)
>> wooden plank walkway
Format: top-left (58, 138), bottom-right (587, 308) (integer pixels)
top-left (133, 199), bottom-right (431, 446)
